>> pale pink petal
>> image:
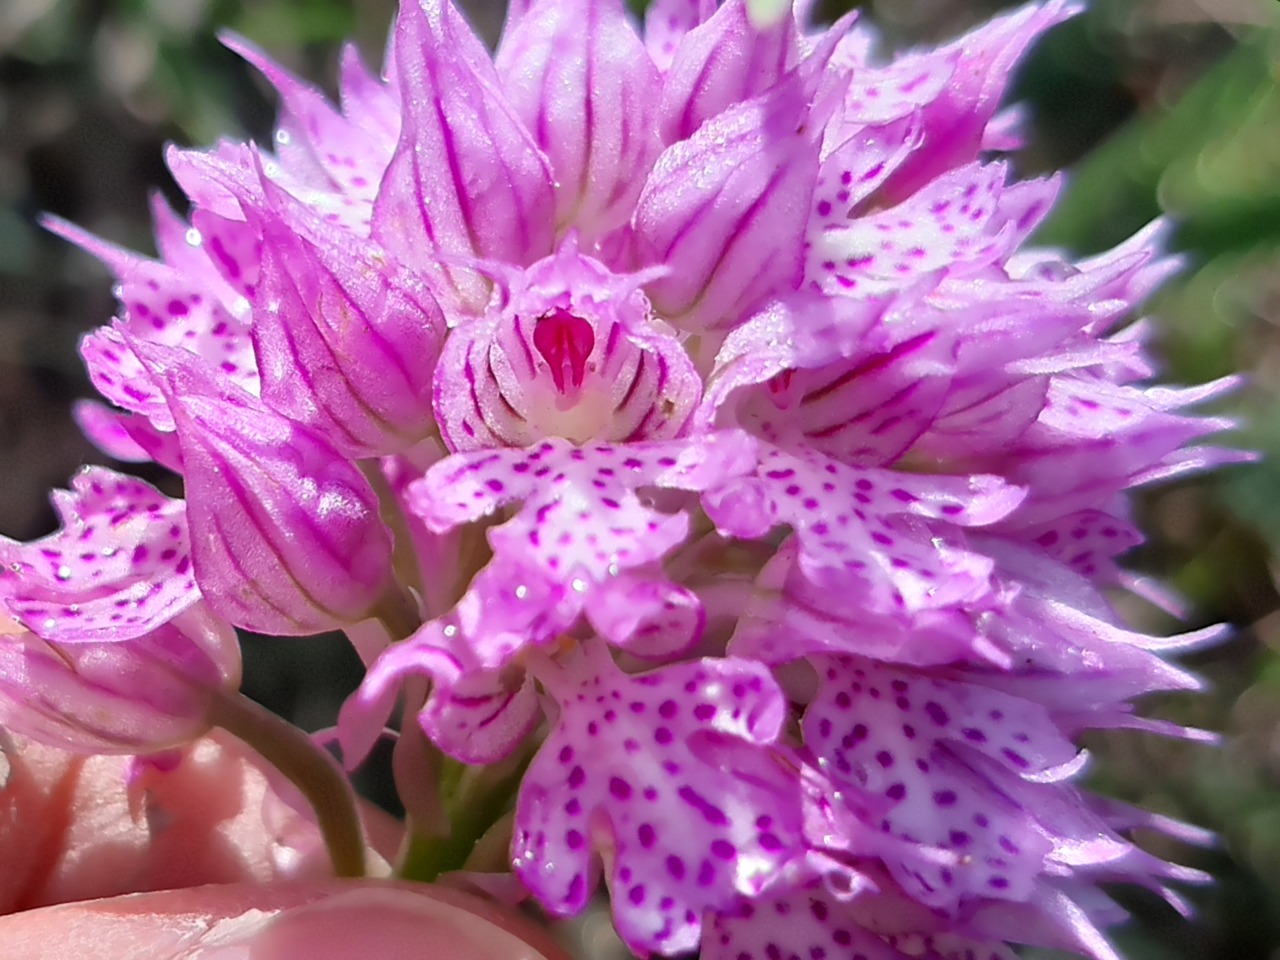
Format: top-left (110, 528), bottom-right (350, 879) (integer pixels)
top-left (659, 0), bottom-right (800, 143)
top-left (70, 400), bottom-right (151, 462)
top-left (729, 540), bottom-right (1004, 669)
top-left (223, 33), bottom-right (396, 204)
top-left (730, 330), bottom-right (951, 467)
top-left (632, 72), bottom-right (821, 335)
top-left (252, 209), bottom-right (444, 457)
top-left (873, 0), bottom-right (1081, 201)
top-left (138, 344), bottom-right (394, 635)
top-left (0, 467), bottom-right (197, 642)
top-left (340, 615), bottom-right (542, 766)
top-left (0, 603), bottom-right (238, 755)
top-left (373, 0), bottom-right (556, 312)
top-left (644, 0), bottom-right (716, 71)
top-left (496, 0), bottom-right (661, 239)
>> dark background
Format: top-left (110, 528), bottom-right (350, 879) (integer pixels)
top-left (2, 0), bottom-right (1279, 956)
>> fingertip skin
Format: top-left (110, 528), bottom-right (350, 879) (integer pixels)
top-left (0, 881), bottom-right (572, 960)
top-left (0, 732), bottom-right (402, 912)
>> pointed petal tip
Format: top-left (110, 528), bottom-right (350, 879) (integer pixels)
top-left (218, 29), bottom-right (313, 100)
top-left (215, 28), bottom-right (256, 60)
top-left (40, 214), bottom-right (139, 273)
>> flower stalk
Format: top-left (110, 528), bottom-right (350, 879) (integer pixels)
top-left (207, 689), bottom-right (367, 879)
top-left (398, 751), bottom-right (532, 883)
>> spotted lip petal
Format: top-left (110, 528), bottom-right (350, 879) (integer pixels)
top-left (705, 444), bottom-right (1025, 616)
top-left (807, 163), bottom-right (1053, 299)
top-left (803, 655), bottom-right (1078, 909)
top-left (373, 0), bottom-right (556, 313)
top-left (1005, 506), bottom-right (1144, 585)
top-left (0, 602), bottom-right (240, 755)
top-left (0, 467), bottom-right (198, 643)
top-left (47, 216), bottom-right (258, 443)
top-left (514, 641), bottom-right (802, 955)
top-left (495, 0), bottom-right (661, 240)
top-left (433, 243), bottom-right (702, 452)
top-left (729, 540), bottom-right (1006, 669)
top-left (411, 432), bottom-right (756, 557)
top-left (137, 343), bottom-right (395, 636)
top-left (409, 432), bottom-right (756, 652)
top-left (704, 879), bottom-right (997, 960)
top-left (825, 1), bottom-right (1080, 209)
top-left (811, 115), bottom-right (923, 231)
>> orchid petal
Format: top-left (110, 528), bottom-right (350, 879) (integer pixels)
top-left (139, 344), bottom-right (394, 635)
top-left (659, 0), bottom-right (800, 143)
top-left (515, 641), bottom-right (801, 955)
top-left (496, 0), bottom-right (661, 239)
top-left (0, 602), bottom-right (239, 755)
top-left (373, 0), bottom-right (556, 312)
top-left (0, 467), bottom-right (198, 643)
top-left (252, 209), bottom-right (445, 457)
top-left (633, 73), bottom-right (821, 335)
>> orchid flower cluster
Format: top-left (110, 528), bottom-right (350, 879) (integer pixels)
top-left (0, 0), bottom-right (1244, 956)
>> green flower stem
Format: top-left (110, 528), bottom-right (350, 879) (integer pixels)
top-left (397, 752), bottom-right (531, 883)
top-left (208, 690), bottom-right (367, 878)
top-left (392, 687), bottom-right (452, 856)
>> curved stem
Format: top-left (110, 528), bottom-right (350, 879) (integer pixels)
top-left (208, 690), bottom-right (366, 879)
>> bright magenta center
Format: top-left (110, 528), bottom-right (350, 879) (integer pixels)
top-left (533, 309), bottom-right (595, 395)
